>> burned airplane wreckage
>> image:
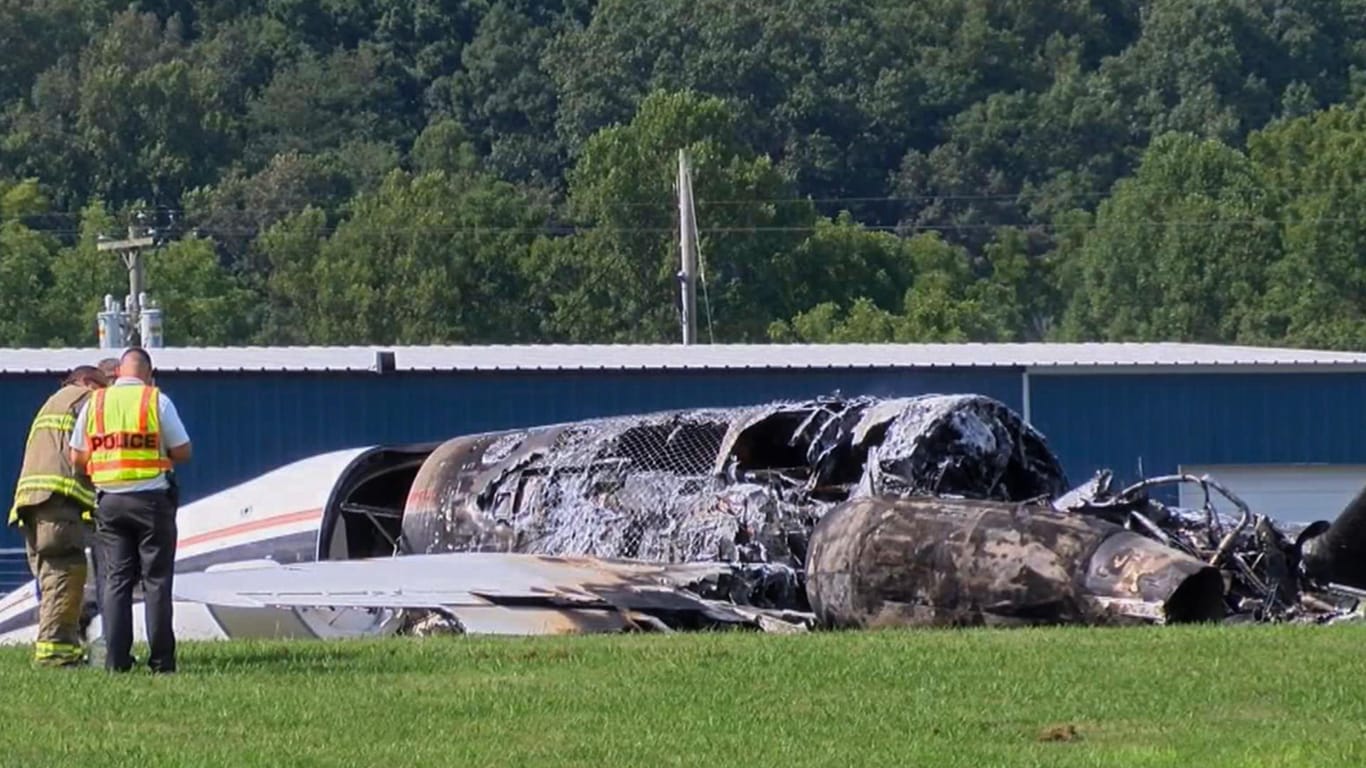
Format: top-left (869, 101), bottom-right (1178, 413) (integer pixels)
top-left (342, 394), bottom-right (1366, 629)
top-left (160, 393), bottom-right (1366, 637)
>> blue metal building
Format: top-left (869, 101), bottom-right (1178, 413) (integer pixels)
top-left (2, 342), bottom-right (1364, 588)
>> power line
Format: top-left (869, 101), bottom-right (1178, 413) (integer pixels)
top-left (14, 215), bottom-right (1366, 239)
top-left (14, 180), bottom-right (1366, 219)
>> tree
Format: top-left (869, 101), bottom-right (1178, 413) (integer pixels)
top-left (1058, 132), bottom-right (1278, 343)
top-left (547, 0), bottom-right (937, 212)
top-left (182, 150), bottom-right (354, 276)
top-left (0, 180), bottom-right (62, 345)
top-left (252, 206), bottom-right (327, 344)
top-left (1249, 100), bottom-right (1366, 349)
top-left (771, 230), bottom-right (1017, 342)
top-left (769, 298), bottom-right (899, 343)
top-left (409, 118), bottom-right (481, 176)
top-left (773, 212), bottom-right (915, 316)
top-left (5, 0), bottom-right (1366, 349)
top-left (244, 42), bottom-right (416, 169)
top-left (443, 0), bottom-right (569, 186)
top-left (308, 169), bottom-right (551, 344)
top-left (2, 10), bottom-right (234, 209)
top-left (29, 201), bottom-right (124, 346)
top-left (0, 0), bottom-right (106, 107)
top-left (143, 236), bottom-right (255, 345)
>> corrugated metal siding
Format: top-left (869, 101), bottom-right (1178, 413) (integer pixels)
top-left (0, 367), bottom-right (1021, 554)
top-left (1030, 372), bottom-right (1366, 502)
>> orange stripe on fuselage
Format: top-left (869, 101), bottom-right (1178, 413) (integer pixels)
top-left (179, 508), bottom-right (323, 549)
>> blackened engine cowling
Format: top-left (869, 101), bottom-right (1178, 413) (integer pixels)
top-left (399, 427), bottom-right (561, 555)
top-left (804, 495), bottom-right (1227, 628)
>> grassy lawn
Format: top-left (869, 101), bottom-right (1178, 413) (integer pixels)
top-left (0, 624), bottom-right (1362, 767)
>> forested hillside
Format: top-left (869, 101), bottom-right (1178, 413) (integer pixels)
top-left (1, 0), bottom-right (1364, 348)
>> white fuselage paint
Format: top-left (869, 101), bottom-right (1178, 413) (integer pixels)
top-left (0, 447), bottom-right (374, 646)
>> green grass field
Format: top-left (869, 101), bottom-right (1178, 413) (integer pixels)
top-left (0, 624), bottom-right (1362, 767)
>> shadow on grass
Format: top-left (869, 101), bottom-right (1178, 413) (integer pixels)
top-left (173, 634), bottom-right (510, 675)
top-left (180, 642), bottom-right (377, 675)
top-left (172, 633), bottom-right (640, 675)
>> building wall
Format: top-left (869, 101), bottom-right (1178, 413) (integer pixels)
top-left (1029, 371), bottom-right (1366, 500)
top-left (0, 366), bottom-right (1021, 551)
top-left (5, 364), bottom-right (1361, 555)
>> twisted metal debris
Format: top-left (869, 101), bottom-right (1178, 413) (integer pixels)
top-left (1052, 471), bottom-right (1366, 624)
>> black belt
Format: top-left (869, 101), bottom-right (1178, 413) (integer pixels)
top-left (95, 487), bottom-right (173, 501)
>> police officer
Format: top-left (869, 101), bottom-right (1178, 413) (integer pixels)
top-left (70, 347), bottom-right (191, 673)
top-left (8, 364), bottom-right (110, 666)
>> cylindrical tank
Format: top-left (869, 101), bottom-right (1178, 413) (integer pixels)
top-left (804, 496), bottom-right (1227, 628)
top-left (97, 294), bottom-right (125, 349)
top-left (139, 305), bottom-right (164, 348)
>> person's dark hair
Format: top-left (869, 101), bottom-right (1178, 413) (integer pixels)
top-left (63, 365), bottom-right (107, 388)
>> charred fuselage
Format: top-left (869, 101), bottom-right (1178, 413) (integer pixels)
top-left (395, 394), bottom-right (1069, 569)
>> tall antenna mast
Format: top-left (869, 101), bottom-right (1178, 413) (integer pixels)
top-left (678, 149), bottom-right (699, 345)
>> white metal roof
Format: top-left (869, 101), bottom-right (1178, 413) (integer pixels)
top-left (2, 343), bottom-right (1365, 375)
top-left (0, 346), bottom-right (383, 374)
top-left (393, 343), bottom-right (1366, 371)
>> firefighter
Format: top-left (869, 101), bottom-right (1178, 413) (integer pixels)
top-left (70, 347), bottom-right (192, 674)
top-left (7, 364), bottom-right (110, 666)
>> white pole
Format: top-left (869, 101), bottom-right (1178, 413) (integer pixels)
top-left (678, 150), bottom-right (698, 345)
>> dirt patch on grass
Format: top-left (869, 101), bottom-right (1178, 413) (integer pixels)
top-left (1038, 723), bottom-right (1082, 742)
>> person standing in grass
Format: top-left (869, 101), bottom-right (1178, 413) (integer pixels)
top-left (7, 364), bottom-right (110, 667)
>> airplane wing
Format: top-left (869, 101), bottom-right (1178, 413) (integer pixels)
top-left (172, 552), bottom-right (811, 635)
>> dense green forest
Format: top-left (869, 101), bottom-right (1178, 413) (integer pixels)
top-left (1, 0), bottom-right (1364, 348)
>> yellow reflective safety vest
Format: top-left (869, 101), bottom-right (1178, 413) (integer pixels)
top-left (8, 385), bottom-right (98, 525)
top-left (84, 384), bottom-right (173, 489)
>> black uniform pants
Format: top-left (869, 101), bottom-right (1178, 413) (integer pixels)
top-left (94, 489), bottom-right (178, 673)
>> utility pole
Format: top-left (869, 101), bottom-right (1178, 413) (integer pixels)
top-left (96, 213), bottom-right (163, 348)
top-left (677, 149), bottom-right (699, 346)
